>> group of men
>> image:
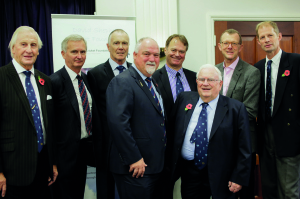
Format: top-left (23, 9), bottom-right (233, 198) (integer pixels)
top-left (0, 20), bottom-right (299, 199)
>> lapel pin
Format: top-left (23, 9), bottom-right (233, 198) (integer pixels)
top-left (139, 80), bottom-right (143, 87)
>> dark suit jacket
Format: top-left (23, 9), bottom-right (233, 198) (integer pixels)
top-left (152, 65), bottom-right (197, 124)
top-left (106, 66), bottom-right (165, 174)
top-left (0, 62), bottom-right (55, 186)
top-left (171, 92), bottom-right (252, 198)
top-left (216, 59), bottom-right (260, 152)
top-left (254, 51), bottom-right (300, 157)
top-left (50, 66), bottom-right (100, 177)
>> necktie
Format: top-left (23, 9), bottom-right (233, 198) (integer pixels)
top-left (190, 103), bottom-right (208, 170)
top-left (76, 75), bottom-right (92, 135)
top-left (145, 77), bottom-right (166, 146)
top-left (266, 60), bottom-right (272, 119)
top-left (116, 65), bottom-right (125, 74)
top-left (23, 71), bottom-right (44, 153)
top-left (176, 72), bottom-right (184, 98)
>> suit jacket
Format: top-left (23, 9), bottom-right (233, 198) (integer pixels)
top-left (0, 62), bottom-right (55, 186)
top-left (254, 51), bottom-right (300, 157)
top-left (50, 66), bottom-right (100, 178)
top-left (216, 59), bottom-right (260, 152)
top-left (171, 92), bottom-right (252, 199)
top-left (106, 66), bottom-right (166, 174)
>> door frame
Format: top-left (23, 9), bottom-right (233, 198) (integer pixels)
top-left (206, 14), bottom-right (300, 65)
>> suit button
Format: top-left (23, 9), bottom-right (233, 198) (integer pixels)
top-left (161, 123), bottom-right (164, 126)
top-left (291, 94), bottom-right (293, 97)
top-left (178, 148), bottom-right (180, 150)
top-left (162, 139), bottom-right (164, 141)
top-left (287, 123), bottom-right (290, 126)
top-left (289, 108), bottom-right (292, 111)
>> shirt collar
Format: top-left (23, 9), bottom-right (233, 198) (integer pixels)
top-left (132, 63), bottom-right (148, 80)
top-left (198, 94), bottom-right (219, 110)
top-left (223, 56), bottom-right (239, 70)
top-left (165, 64), bottom-right (184, 78)
top-left (12, 58), bottom-right (35, 75)
top-left (266, 49), bottom-right (282, 66)
top-left (109, 58), bottom-right (128, 70)
top-left (65, 64), bottom-right (81, 81)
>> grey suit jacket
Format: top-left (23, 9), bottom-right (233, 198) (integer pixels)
top-left (216, 58), bottom-right (260, 152)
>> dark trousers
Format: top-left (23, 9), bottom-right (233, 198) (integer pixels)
top-left (2, 146), bottom-right (51, 199)
top-left (113, 172), bottom-right (162, 199)
top-left (236, 152), bottom-right (256, 199)
top-left (54, 137), bottom-right (94, 199)
top-left (181, 159), bottom-right (211, 199)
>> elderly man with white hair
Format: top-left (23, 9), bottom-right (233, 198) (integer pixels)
top-left (170, 64), bottom-right (252, 199)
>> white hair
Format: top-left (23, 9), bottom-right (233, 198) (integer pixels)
top-left (196, 64), bottom-right (222, 81)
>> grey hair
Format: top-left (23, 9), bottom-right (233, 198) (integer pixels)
top-left (61, 34), bottom-right (87, 52)
top-left (107, 29), bottom-right (129, 45)
top-left (196, 64), bottom-right (222, 81)
top-left (134, 37), bottom-right (159, 53)
top-left (8, 26), bottom-right (43, 58)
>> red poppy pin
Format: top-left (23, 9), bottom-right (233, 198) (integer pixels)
top-left (185, 104), bottom-right (192, 111)
top-left (282, 70), bottom-right (290, 77)
top-left (38, 76), bottom-right (45, 85)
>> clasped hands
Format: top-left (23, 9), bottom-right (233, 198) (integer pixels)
top-left (129, 158), bottom-right (147, 178)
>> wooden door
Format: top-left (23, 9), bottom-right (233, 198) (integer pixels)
top-left (214, 21), bottom-right (300, 65)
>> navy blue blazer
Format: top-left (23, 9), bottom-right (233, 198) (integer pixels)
top-left (106, 66), bottom-right (166, 174)
top-left (171, 92), bottom-right (252, 199)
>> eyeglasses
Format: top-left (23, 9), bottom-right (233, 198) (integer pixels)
top-left (197, 78), bottom-right (220, 83)
top-left (220, 42), bottom-right (240, 47)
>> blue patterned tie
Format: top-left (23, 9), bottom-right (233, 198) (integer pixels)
top-left (266, 60), bottom-right (272, 119)
top-left (190, 103), bottom-right (208, 170)
top-left (116, 65), bottom-right (125, 74)
top-left (76, 75), bottom-right (92, 135)
top-left (145, 77), bottom-right (166, 146)
top-left (23, 71), bottom-right (44, 153)
top-left (176, 72), bottom-right (184, 98)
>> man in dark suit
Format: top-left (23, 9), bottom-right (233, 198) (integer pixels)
top-left (106, 37), bottom-right (165, 199)
top-left (50, 34), bottom-right (100, 199)
top-left (216, 29), bottom-right (260, 199)
top-left (170, 64), bottom-right (252, 199)
top-left (0, 26), bottom-right (57, 199)
top-left (255, 21), bottom-right (300, 199)
top-left (87, 29), bottom-right (131, 198)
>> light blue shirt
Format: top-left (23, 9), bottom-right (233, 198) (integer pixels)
top-left (109, 58), bottom-right (128, 76)
top-left (181, 95), bottom-right (219, 160)
top-left (132, 64), bottom-right (165, 117)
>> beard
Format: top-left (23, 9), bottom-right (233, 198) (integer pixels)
top-left (145, 62), bottom-right (157, 75)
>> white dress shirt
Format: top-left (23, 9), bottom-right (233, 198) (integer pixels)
top-left (109, 58), bottom-right (128, 76)
top-left (65, 65), bottom-right (92, 139)
top-left (181, 95), bottom-right (219, 160)
top-left (13, 58), bottom-right (46, 144)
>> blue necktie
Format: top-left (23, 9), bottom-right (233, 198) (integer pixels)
top-left (76, 75), bottom-right (92, 135)
top-left (266, 60), bottom-right (272, 119)
top-left (116, 65), bottom-right (125, 74)
top-left (190, 103), bottom-right (208, 170)
top-left (176, 72), bottom-right (184, 98)
top-left (23, 71), bottom-right (44, 153)
top-left (145, 77), bottom-right (166, 146)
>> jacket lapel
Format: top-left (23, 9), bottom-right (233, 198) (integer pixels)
top-left (129, 67), bottom-right (161, 114)
top-left (61, 67), bottom-right (80, 121)
top-left (7, 63), bottom-right (35, 128)
top-left (183, 95), bottom-right (199, 131)
top-left (273, 51), bottom-right (291, 117)
top-left (160, 66), bottom-right (174, 103)
top-left (104, 60), bottom-right (115, 80)
top-left (226, 60), bottom-right (243, 97)
top-left (209, 95), bottom-right (228, 140)
top-left (34, 70), bottom-right (48, 128)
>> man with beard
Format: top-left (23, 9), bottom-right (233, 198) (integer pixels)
top-left (106, 37), bottom-right (166, 199)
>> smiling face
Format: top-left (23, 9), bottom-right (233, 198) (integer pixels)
top-left (165, 37), bottom-right (187, 70)
top-left (133, 39), bottom-right (160, 77)
top-left (257, 25), bottom-right (282, 58)
top-left (197, 67), bottom-right (222, 103)
top-left (62, 40), bottom-right (86, 74)
top-left (218, 32), bottom-right (243, 65)
top-left (12, 30), bottom-right (39, 70)
top-left (107, 31), bottom-right (129, 65)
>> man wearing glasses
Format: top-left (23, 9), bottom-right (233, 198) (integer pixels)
top-left (170, 64), bottom-right (252, 199)
top-left (216, 29), bottom-right (260, 199)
